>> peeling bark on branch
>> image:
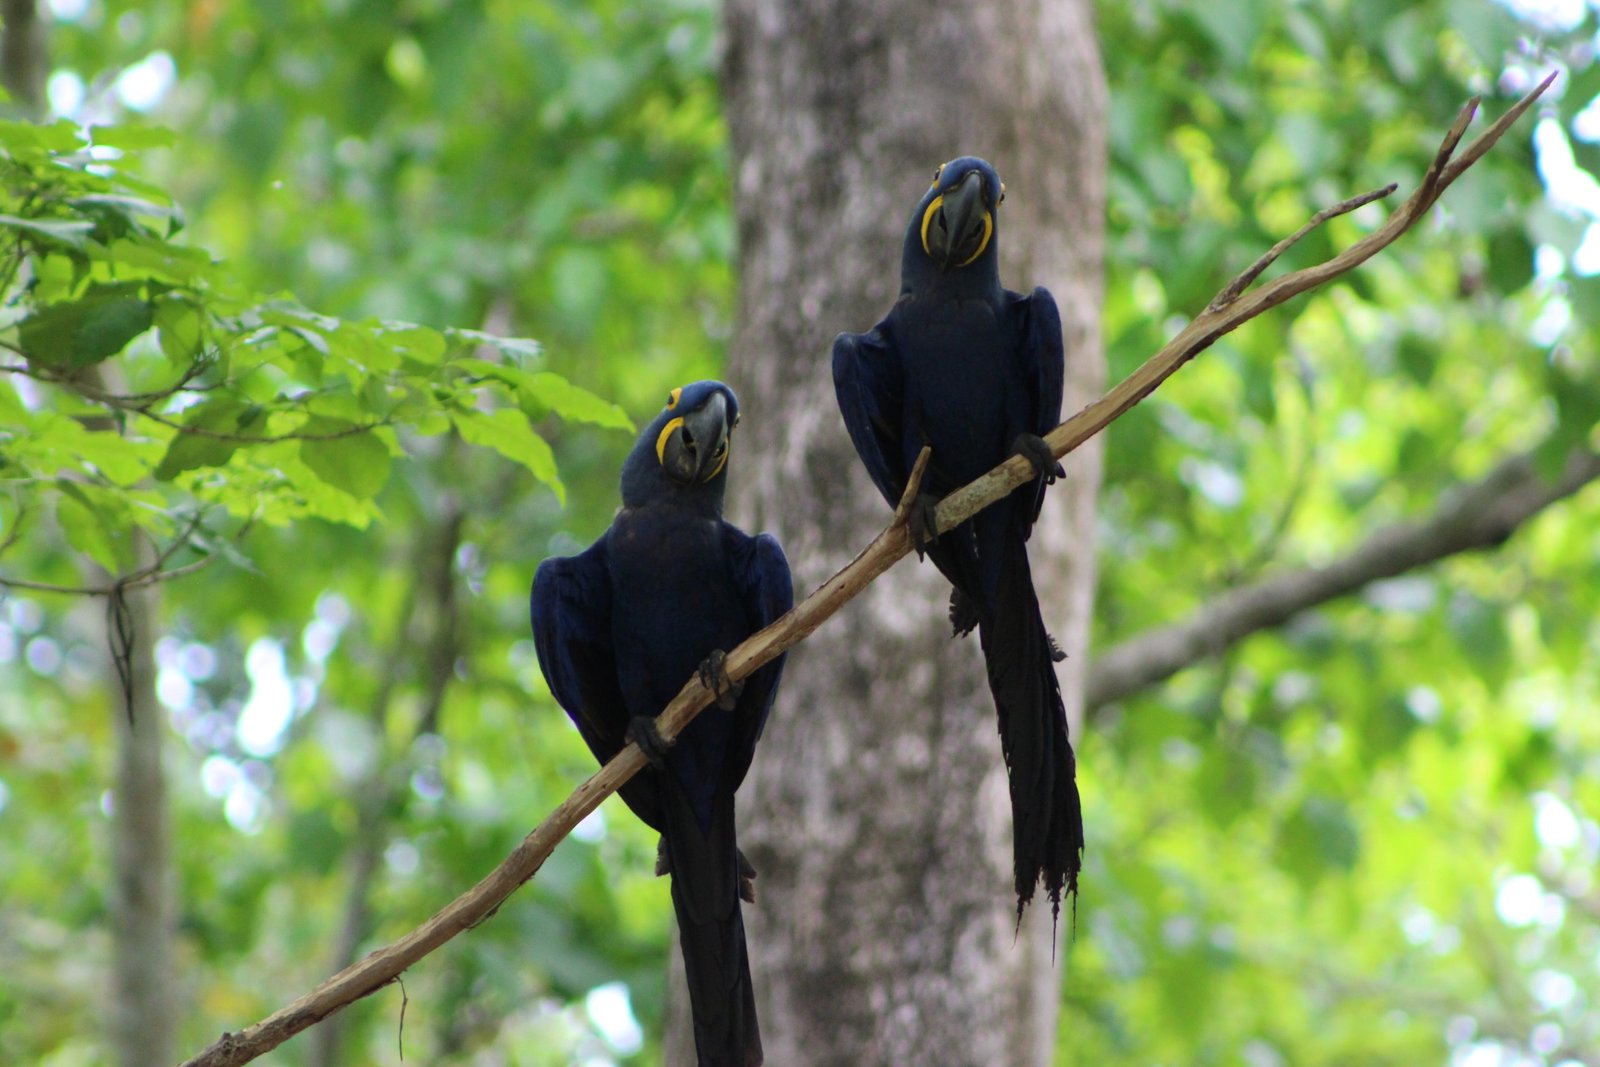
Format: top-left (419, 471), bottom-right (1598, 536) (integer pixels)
top-left (1086, 447), bottom-right (1600, 712)
top-left (177, 80), bottom-right (1552, 1067)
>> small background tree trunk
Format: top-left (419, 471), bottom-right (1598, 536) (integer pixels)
top-left (1, 0), bottom-right (47, 117)
top-left (666, 1), bottom-right (1107, 1063)
top-left (108, 574), bottom-right (178, 1067)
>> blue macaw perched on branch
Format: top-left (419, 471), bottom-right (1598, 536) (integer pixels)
top-left (832, 156), bottom-right (1083, 920)
top-left (531, 381), bottom-right (792, 1067)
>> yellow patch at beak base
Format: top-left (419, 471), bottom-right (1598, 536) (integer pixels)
top-left (655, 416), bottom-right (684, 464)
top-left (919, 195), bottom-right (994, 268)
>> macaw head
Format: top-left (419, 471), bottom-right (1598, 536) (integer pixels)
top-left (621, 379), bottom-right (742, 508)
top-left (902, 155), bottom-right (1005, 284)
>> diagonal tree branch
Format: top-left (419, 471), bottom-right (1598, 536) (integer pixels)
top-left (178, 78), bottom-right (1555, 1067)
top-left (1086, 446), bottom-right (1600, 712)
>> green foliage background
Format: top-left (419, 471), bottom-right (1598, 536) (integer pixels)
top-left (1, 0), bottom-right (1597, 1065)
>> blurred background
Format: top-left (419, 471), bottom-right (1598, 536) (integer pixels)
top-left (1, 0), bottom-right (1598, 1064)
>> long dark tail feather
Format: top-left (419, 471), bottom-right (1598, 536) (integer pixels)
top-left (662, 785), bottom-right (762, 1067)
top-left (973, 524), bottom-right (1084, 925)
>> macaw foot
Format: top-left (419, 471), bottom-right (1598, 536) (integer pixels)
top-left (1011, 433), bottom-right (1064, 483)
top-left (655, 839), bottom-right (758, 903)
top-left (907, 491), bottom-right (942, 558)
top-left (1047, 632), bottom-right (1067, 663)
top-left (626, 715), bottom-right (672, 768)
top-left (948, 587), bottom-right (978, 638)
top-left (698, 649), bottom-right (744, 711)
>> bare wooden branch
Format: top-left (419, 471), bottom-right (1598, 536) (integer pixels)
top-left (1210, 183), bottom-right (1397, 311)
top-left (892, 445), bottom-right (934, 525)
top-left (178, 81), bottom-right (1553, 1067)
top-left (1085, 446), bottom-right (1600, 711)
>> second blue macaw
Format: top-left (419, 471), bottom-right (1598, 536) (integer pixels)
top-left (833, 156), bottom-right (1084, 920)
top-left (532, 381), bottom-right (792, 1067)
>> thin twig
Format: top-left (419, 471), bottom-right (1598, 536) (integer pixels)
top-left (0, 355), bottom-right (387, 442)
top-left (130, 406), bottom-right (388, 443)
top-left (1209, 183), bottom-right (1397, 310)
top-left (0, 494), bottom-right (26, 559)
top-left (0, 511), bottom-right (231, 595)
top-left (1416, 96), bottom-right (1480, 209)
top-left (177, 80), bottom-right (1553, 1067)
top-left (892, 446), bottom-right (934, 525)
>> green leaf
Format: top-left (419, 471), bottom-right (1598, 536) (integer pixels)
top-left (451, 407), bottom-right (564, 502)
top-left (1484, 228), bottom-right (1533, 294)
top-left (455, 359), bottom-right (632, 432)
top-left (1395, 335), bottom-right (1435, 386)
top-left (376, 322), bottom-right (446, 365)
top-left (155, 296), bottom-right (204, 365)
top-left (0, 214), bottom-right (96, 249)
top-left (95, 236), bottom-right (214, 284)
top-left (1275, 796), bottom-right (1360, 888)
top-left (19, 283), bottom-right (156, 369)
top-left (298, 420), bottom-right (391, 499)
top-left (59, 423), bottom-right (157, 487)
top-left (523, 371), bottom-right (634, 431)
top-left (54, 482), bottom-right (136, 573)
top-left (153, 399), bottom-right (264, 480)
top-left (0, 117), bottom-right (82, 154)
top-left (1196, 743), bottom-right (1258, 828)
top-left (1534, 363), bottom-right (1600, 480)
top-left (447, 327), bottom-right (543, 361)
top-left (1447, 595), bottom-right (1509, 690)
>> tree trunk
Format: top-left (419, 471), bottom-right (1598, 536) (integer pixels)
top-left (308, 498), bottom-right (462, 1067)
top-left (109, 576), bottom-right (178, 1067)
top-left (685, 1), bottom-right (1107, 1063)
top-left (0, 0), bottom-right (46, 117)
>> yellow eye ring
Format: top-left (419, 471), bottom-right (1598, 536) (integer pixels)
top-left (666, 387), bottom-right (682, 410)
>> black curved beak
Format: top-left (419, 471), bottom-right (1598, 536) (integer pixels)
top-left (662, 392), bottom-right (731, 485)
top-left (927, 169), bottom-right (987, 269)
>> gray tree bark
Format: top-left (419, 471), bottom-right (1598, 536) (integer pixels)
top-left (108, 575), bottom-right (177, 1067)
top-left (0, 0), bottom-right (47, 117)
top-left (675, 2), bottom-right (1107, 1063)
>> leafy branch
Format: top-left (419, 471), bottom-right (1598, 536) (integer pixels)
top-left (178, 77), bottom-right (1555, 1067)
top-left (0, 509), bottom-right (245, 596)
top-left (0, 356), bottom-right (390, 442)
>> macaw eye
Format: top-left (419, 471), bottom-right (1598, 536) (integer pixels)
top-left (930, 163), bottom-right (945, 188)
top-left (998, 181), bottom-right (1006, 205)
top-left (667, 387), bottom-right (682, 409)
